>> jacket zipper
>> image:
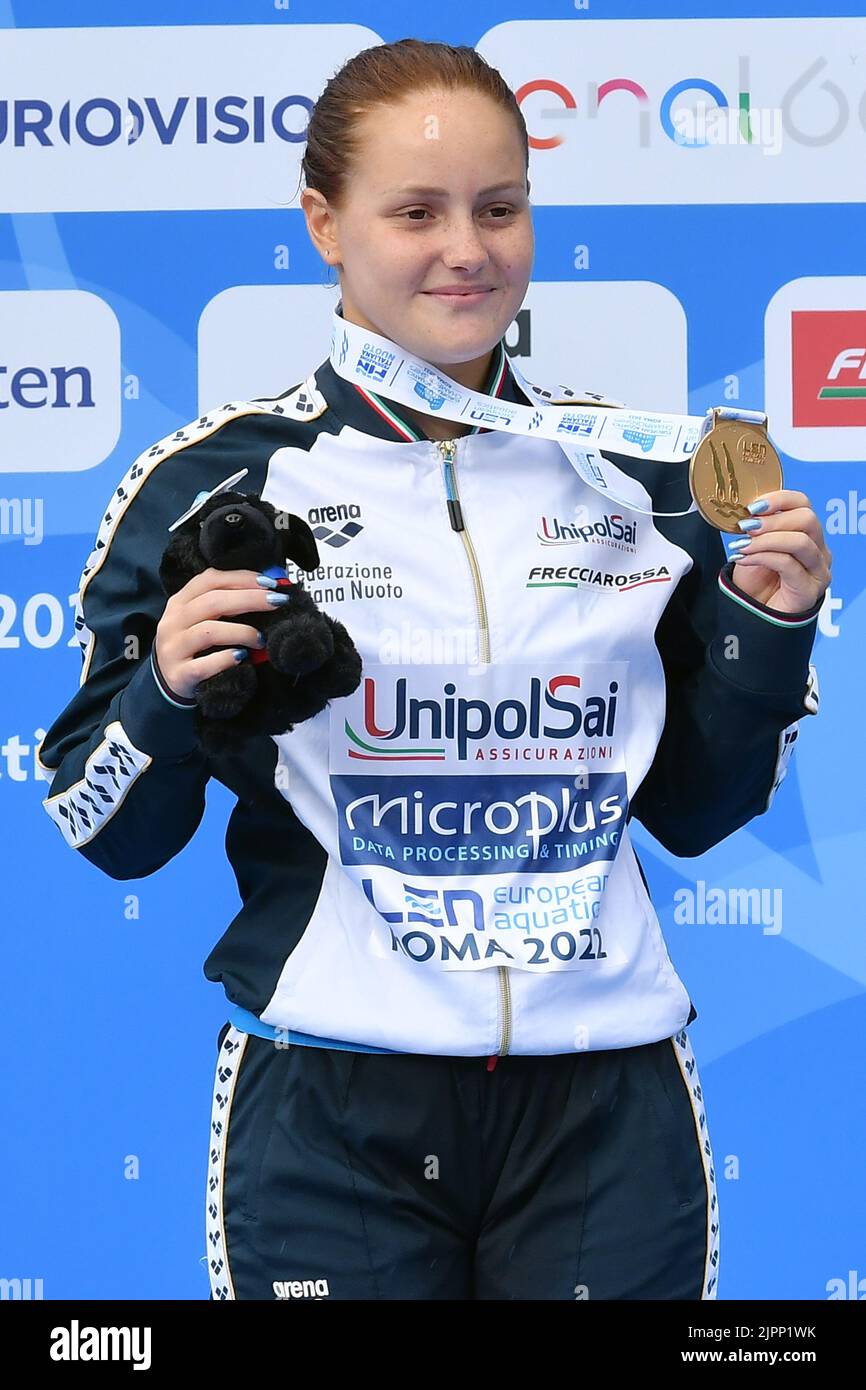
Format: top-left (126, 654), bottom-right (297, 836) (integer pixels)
top-left (436, 437), bottom-right (512, 1058)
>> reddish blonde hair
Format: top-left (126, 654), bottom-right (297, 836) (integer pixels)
top-left (299, 37), bottom-right (530, 215)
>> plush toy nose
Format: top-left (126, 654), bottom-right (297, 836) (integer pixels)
top-left (202, 507), bottom-right (254, 549)
top-left (199, 501), bottom-right (279, 570)
top-left (213, 512), bottom-right (248, 548)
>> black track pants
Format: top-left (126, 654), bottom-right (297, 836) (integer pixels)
top-left (205, 1024), bottom-right (719, 1300)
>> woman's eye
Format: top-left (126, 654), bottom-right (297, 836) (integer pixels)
top-left (401, 205), bottom-right (515, 222)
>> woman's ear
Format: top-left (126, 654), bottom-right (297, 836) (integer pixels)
top-left (283, 514), bottom-right (321, 573)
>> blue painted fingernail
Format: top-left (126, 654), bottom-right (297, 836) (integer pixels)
top-left (747, 498), bottom-right (770, 514)
top-left (266, 592), bottom-right (290, 605)
top-left (256, 574), bottom-right (279, 589)
top-left (728, 537), bottom-right (751, 549)
top-left (233, 647), bottom-right (249, 661)
top-left (738, 517), bottom-right (762, 532)
top-left (257, 631), bottom-right (267, 647)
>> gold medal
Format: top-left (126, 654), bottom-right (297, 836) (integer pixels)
top-left (689, 409), bottom-right (784, 532)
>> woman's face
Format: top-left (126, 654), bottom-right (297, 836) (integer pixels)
top-left (304, 87), bottom-right (534, 376)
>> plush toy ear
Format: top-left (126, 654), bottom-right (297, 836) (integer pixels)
top-left (283, 514), bottom-right (321, 573)
top-left (159, 533), bottom-right (209, 596)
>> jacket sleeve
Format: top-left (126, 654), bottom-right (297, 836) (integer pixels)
top-left (627, 519), bottom-right (822, 857)
top-left (37, 433), bottom-right (220, 881)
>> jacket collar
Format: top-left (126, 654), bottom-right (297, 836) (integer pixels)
top-left (314, 309), bottom-right (535, 443)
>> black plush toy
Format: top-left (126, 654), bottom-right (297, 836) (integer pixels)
top-left (159, 476), bottom-right (362, 756)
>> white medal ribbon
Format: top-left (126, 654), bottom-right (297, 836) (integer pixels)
top-left (167, 467), bottom-right (250, 532)
top-left (328, 303), bottom-right (767, 520)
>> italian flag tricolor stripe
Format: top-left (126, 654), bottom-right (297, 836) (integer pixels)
top-left (353, 341), bottom-right (508, 442)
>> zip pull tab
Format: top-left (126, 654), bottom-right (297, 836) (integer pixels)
top-left (437, 439), bottom-right (465, 532)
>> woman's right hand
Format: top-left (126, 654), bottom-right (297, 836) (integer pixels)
top-left (154, 568), bottom-right (282, 701)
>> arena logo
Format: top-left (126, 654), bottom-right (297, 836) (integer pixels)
top-left (307, 502), bottom-right (363, 549)
top-left (0, 95), bottom-right (314, 148)
top-left (526, 564), bottom-right (671, 592)
top-left (345, 673), bottom-right (620, 763)
top-left (273, 1278), bottom-right (330, 1300)
top-left (537, 512), bottom-right (637, 550)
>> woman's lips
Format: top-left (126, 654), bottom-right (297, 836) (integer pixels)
top-left (424, 288), bottom-right (496, 306)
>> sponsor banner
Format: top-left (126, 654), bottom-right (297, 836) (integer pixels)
top-left (477, 17), bottom-right (866, 205)
top-left (765, 276), bottom-right (866, 461)
top-left (0, 24), bottom-right (381, 212)
top-left (329, 662), bottom-right (630, 971)
top-left (0, 290), bottom-right (120, 474)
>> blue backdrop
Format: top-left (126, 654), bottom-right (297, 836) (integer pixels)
top-left (1, 0), bottom-right (863, 1300)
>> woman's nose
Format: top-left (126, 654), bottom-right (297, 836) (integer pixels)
top-left (439, 218), bottom-right (490, 267)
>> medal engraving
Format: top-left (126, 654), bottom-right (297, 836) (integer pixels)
top-left (689, 412), bottom-right (784, 531)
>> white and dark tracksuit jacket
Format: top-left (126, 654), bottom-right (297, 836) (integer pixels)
top-left (38, 338), bottom-right (822, 1057)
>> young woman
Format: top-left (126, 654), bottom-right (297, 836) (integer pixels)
top-left (39, 39), bottom-right (830, 1301)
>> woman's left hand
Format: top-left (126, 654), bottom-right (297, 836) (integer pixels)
top-left (728, 489), bottom-right (832, 615)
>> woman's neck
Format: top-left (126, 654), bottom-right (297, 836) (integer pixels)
top-left (401, 407), bottom-right (473, 442)
top-left (404, 346), bottom-right (498, 440)
top-left (334, 304), bottom-right (496, 441)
